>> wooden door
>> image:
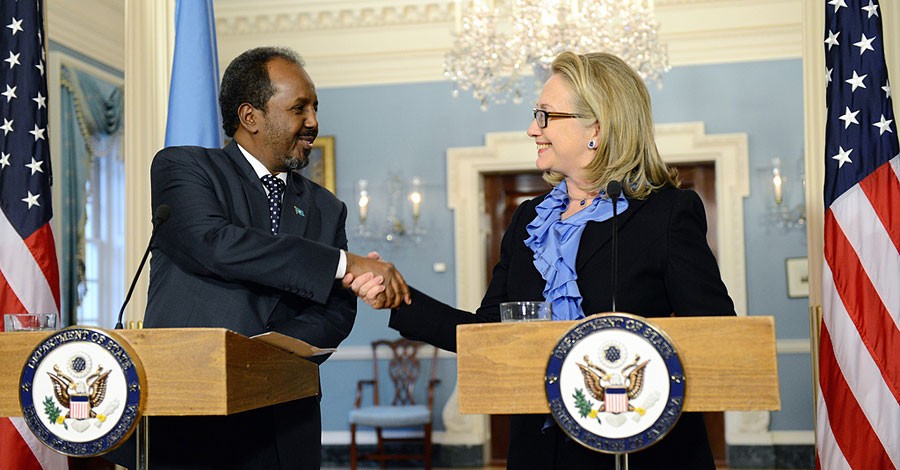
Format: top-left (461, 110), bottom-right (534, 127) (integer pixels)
top-left (482, 163), bottom-right (725, 467)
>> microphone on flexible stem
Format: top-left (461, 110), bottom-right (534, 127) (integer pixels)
top-left (115, 204), bottom-right (171, 330)
top-left (606, 180), bottom-right (623, 312)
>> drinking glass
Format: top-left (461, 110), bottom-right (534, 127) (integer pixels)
top-left (499, 301), bottom-right (551, 322)
top-left (3, 313), bottom-right (57, 332)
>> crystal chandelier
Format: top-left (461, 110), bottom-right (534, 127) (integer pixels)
top-left (444, 0), bottom-right (670, 109)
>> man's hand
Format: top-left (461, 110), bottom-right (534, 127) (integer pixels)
top-left (344, 251), bottom-right (411, 308)
top-left (342, 271), bottom-right (388, 309)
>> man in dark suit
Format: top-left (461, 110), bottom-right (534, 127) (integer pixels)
top-left (128, 46), bottom-right (408, 469)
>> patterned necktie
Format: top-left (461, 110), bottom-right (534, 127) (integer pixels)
top-left (260, 174), bottom-right (286, 234)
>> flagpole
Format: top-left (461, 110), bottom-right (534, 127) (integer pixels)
top-left (808, 305), bottom-right (821, 445)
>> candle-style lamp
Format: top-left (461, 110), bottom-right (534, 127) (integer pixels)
top-left (771, 162), bottom-right (783, 205)
top-left (356, 179), bottom-right (371, 238)
top-left (409, 177), bottom-right (423, 225)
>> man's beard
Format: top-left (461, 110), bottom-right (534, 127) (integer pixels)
top-left (280, 150), bottom-right (309, 171)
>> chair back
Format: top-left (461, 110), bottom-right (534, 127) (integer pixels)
top-left (370, 338), bottom-right (437, 407)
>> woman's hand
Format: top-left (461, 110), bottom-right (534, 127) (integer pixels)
top-left (342, 252), bottom-right (398, 309)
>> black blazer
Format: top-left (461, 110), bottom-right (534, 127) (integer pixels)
top-left (129, 142), bottom-right (355, 468)
top-left (390, 186), bottom-right (735, 469)
top-left (146, 141), bottom-right (355, 348)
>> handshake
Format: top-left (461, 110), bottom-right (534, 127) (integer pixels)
top-left (342, 251), bottom-right (410, 309)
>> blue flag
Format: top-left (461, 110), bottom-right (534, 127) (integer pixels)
top-left (165, 0), bottom-right (222, 147)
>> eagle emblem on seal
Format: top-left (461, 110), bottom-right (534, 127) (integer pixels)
top-left (576, 350), bottom-right (649, 414)
top-left (47, 359), bottom-right (110, 420)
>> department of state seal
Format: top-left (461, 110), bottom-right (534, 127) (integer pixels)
top-left (18, 327), bottom-right (145, 457)
top-left (545, 313), bottom-right (685, 454)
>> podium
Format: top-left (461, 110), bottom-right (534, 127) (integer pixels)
top-left (0, 327), bottom-right (320, 464)
top-left (456, 315), bottom-right (780, 414)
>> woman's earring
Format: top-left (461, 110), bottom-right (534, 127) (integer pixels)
top-left (587, 140), bottom-right (597, 149)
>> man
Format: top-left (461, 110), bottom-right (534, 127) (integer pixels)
top-left (114, 47), bottom-right (407, 468)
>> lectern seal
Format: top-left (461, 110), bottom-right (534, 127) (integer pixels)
top-left (18, 327), bottom-right (145, 456)
top-left (544, 313), bottom-right (685, 454)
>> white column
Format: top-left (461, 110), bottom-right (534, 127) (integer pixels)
top-left (123, 0), bottom-right (174, 324)
top-left (885, 2), bottom-right (900, 92)
top-left (802, 0), bottom-right (825, 310)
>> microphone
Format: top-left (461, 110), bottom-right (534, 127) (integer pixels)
top-left (115, 204), bottom-right (171, 329)
top-left (606, 181), bottom-right (622, 312)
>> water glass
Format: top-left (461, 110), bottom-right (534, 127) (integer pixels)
top-left (499, 301), bottom-right (551, 322)
top-left (3, 313), bottom-right (58, 332)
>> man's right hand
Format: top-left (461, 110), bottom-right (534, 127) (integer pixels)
top-left (344, 251), bottom-right (411, 308)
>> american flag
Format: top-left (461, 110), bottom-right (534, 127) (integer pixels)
top-left (0, 1), bottom-right (66, 469)
top-left (817, 0), bottom-right (900, 469)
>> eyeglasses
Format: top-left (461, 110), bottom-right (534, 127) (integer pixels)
top-left (532, 108), bottom-right (585, 128)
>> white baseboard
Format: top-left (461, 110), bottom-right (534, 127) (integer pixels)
top-left (323, 430), bottom-right (458, 446)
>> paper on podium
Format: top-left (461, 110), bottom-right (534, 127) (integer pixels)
top-left (251, 332), bottom-right (336, 358)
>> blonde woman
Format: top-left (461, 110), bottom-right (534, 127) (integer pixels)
top-left (349, 51), bottom-right (734, 469)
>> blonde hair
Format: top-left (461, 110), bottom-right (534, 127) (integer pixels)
top-left (542, 51), bottom-right (678, 199)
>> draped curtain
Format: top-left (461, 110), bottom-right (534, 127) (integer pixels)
top-left (58, 64), bottom-right (124, 326)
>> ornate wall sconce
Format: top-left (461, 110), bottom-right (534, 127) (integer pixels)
top-left (765, 157), bottom-right (806, 232)
top-left (355, 175), bottom-right (426, 246)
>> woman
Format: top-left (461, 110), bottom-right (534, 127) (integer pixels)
top-left (349, 51), bottom-right (735, 469)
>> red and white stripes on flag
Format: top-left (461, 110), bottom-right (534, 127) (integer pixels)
top-left (817, 1), bottom-right (900, 469)
top-left (0, 0), bottom-right (67, 468)
top-left (0, 419), bottom-right (66, 470)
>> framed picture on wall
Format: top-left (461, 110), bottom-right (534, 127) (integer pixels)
top-left (302, 136), bottom-right (336, 194)
top-left (785, 257), bottom-right (809, 298)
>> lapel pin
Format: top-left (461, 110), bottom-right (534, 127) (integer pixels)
top-left (294, 206), bottom-right (305, 217)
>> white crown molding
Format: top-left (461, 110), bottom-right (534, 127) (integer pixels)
top-left (215, 2), bottom-right (451, 34)
top-left (666, 24), bottom-right (801, 66)
top-left (213, 0), bottom-right (802, 89)
top-left (45, 0), bottom-right (802, 87)
top-left (45, 0), bottom-right (125, 70)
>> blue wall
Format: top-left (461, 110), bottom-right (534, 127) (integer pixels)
top-left (316, 59), bottom-right (812, 434)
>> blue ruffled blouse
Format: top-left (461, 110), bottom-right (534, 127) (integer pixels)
top-left (524, 180), bottom-right (629, 320)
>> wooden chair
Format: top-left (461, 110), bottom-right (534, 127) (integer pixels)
top-left (349, 339), bottom-right (440, 469)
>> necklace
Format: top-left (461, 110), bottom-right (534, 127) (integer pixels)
top-left (572, 193), bottom-right (597, 206)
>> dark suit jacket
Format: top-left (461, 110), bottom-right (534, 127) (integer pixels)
top-left (125, 142), bottom-right (354, 469)
top-left (390, 186), bottom-right (735, 469)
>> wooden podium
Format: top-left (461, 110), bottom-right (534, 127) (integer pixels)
top-left (456, 315), bottom-right (780, 414)
top-left (0, 328), bottom-right (320, 419)
top-left (0, 327), bottom-right (319, 468)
